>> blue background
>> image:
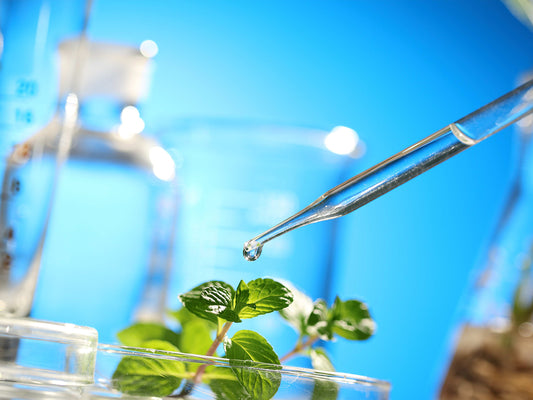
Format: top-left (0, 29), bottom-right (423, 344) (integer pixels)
top-left (31, 1), bottom-right (533, 399)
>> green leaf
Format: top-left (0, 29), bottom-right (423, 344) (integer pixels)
top-left (278, 284), bottom-right (315, 336)
top-left (180, 318), bottom-right (215, 356)
top-left (309, 347), bottom-right (335, 372)
top-left (116, 322), bottom-right (181, 348)
top-left (309, 348), bottom-right (339, 400)
top-left (233, 280), bottom-right (251, 316)
top-left (169, 307), bottom-right (217, 356)
top-left (224, 330), bottom-right (281, 400)
top-left (169, 307), bottom-right (215, 327)
top-left (112, 340), bottom-right (187, 397)
top-left (209, 366), bottom-right (251, 400)
top-left (237, 278), bottom-right (293, 319)
top-left (179, 280), bottom-right (240, 323)
top-left (331, 297), bottom-right (375, 340)
top-left (307, 299), bottom-right (334, 340)
top-left (511, 257), bottom-right (533, 328)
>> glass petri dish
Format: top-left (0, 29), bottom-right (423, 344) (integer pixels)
top-left (93, 343), bottom-right (390, 399)
top-left (0, 317), bottom-right (390, 399)
top-left (0, 317), bottom-right (98, 386)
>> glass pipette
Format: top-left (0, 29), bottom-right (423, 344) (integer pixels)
top-left (243, 79), bottom-right (533, 261)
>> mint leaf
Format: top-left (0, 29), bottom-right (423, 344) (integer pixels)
top-left (169, 307), bottom-right (216, 328)
top-left (209, 366), bottom-right (251, 400)
top-left (233, 280), bottom-right (251, 316)
top-left (224, 330), bottom-right (281, 400)
top-left (116, 323), bottom-right (181, 348)
top-left (179, 281), bottom-right (240, 323)
top-left (309, 348), bottom-right (338, 400)
top-left (180, 318), bottom-right (215, 356)
top-left (331, 297), bottom-right (375, 340)
top-left (307, 299), bottom-right (333, 340)
top-left (309, 347), bottom-right (334, 372)
top-left (278, 283), bottom-right (314, 336)
top-left (167, 307), bottom-right (217, 359)
top-left (112, 340), bottom-right (187, 397)
top-left (237, 278), bottom-right (293, 319)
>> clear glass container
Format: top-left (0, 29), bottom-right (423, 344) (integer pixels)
top-left (31, 40), bottom-right (178, 344)
top-left (438, 79), bottom-right (533, 398)
top-left (0, 0), bottom-right (90, 319)
top-left (158, 119), bottom-right (364, 358)
top-left (0, 317), bottom-right (98, 385)
top-left (0, 317), bottom-right (391, 400)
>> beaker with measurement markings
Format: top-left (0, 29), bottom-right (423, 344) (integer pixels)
top-left (30, 39), bottom-right (178, 345)
top-left (159, 119), bottom-right (364, 358)
top-left (0, 0), bottom-right (90, 318)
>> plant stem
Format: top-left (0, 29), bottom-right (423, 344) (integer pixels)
top-left (171, 321), bottom-right (233, 398)
top-left (279, 335), bottom-right (320, 363)
top-left (194, 321), bottom-right (233, 384)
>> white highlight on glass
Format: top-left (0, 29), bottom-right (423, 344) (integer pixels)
top-left (140, 39), bottom-right (159, 58)
top-left (149, 146), bottom-right (176, 182)
top-left (324, 126), bottom-right (359, 155)
top-left (117, 106), bottom-right (145, 138)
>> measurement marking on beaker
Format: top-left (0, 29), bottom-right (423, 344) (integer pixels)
top-left (15, 79), bottom-right (39, 97)
top-left (9, 179), bottom-right (20, 194)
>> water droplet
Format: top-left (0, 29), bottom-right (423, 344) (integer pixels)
top-left (243, 240), bottom-right (263, 261)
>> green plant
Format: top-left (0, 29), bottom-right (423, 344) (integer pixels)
top-left (112, 278), bottom-right (375, 399)
top-left (511, 243), bottom-right (533, 334)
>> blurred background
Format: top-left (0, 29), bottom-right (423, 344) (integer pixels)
top-left (3, 0), bottom-right (533, 399)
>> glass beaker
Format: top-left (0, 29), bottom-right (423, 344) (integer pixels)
top-left (0, 0), bottom-right (90, 318)
top-left (438, 104), bottom-right (533, 399)
top-left (30, 39), bottom-right (178, 345)
top-left (437, 1), bottom-right (533, 395)
top-left (159, 119), bottom-right (363, 359)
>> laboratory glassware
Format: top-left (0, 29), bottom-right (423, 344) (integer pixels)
top-left (0, 0), bottom-right (91, 318)
top-left (438, 75), bottom-right (533, 398)
top-left (0, 317), bottom-right (391, 400)
top-left (159, 119), bottom-right (363, 357)
top-left (30, 39), bottom-right (178, 344)
top-left (244, 78), bottom-right (533, 260)
top-left (0, 316), bottom-right (98, 385)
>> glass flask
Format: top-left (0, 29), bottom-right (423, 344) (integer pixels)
top-left (31, 39), bottom-right (178, 345)
top-left (0, 0), bottom-right (90, 319)
top-left (438, 90), bottom-right (533, 399)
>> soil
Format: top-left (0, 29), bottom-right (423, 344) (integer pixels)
top-left (439, 325), bottom-right (533, 400)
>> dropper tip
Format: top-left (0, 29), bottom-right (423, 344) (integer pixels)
top-left (243, 240), bottom-right (263, 261)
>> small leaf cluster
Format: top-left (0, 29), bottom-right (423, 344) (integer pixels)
top-left (112, 278), bottom-right (292, 399)
top-left (278, 284), bottom-right (375, 397)
top-left (179, 279), bottom-right (293, 324)
top-left (297, 296), bottom-right (375, 341)
top-left (111, 278), bottom-right (376, 400)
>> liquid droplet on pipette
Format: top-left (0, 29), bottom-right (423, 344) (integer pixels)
top-left (243, 240), bottom-right (263, 261)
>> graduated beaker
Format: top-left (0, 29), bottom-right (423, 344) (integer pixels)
top-left (0, 0), bottom-right (90, 318)
top-left (30, 39), bottom-right (178, 345)
top-left (159, 119), bottom-right (363, 358)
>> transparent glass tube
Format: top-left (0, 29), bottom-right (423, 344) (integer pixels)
top-left (244, 79), bottom-right (533, 260)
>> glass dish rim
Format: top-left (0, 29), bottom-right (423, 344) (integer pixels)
top-left (97, 343), bottom-right (391, 392)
